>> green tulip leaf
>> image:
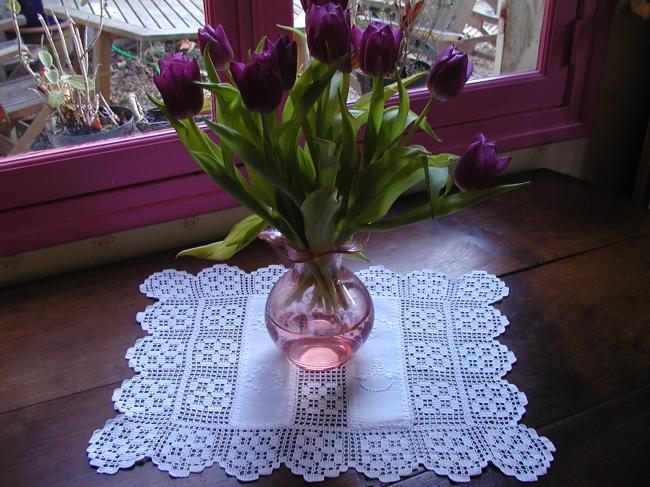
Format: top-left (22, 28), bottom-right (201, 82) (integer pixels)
top-left (427, 153), bottom-right (459, 167)
top-left (203, 46), bottom-right (220, 85)
top-left (343, 251), bottom-right (370, 262)
top-left (204, 119), bottom-right (299, 203)
top-left (411, 111), bottom-right (442, 142)
top-left (352, 71), bottom-right (427, 110)
top-left (177, 214), bottom-right (266, 261)
top-left (313, 138), bottom-right (339, 188)
top-left (290, 57), bottom-right (346, 128)
top-left (255, 35), bottom-right (268, 53)
top-left (296, 146), bottom-right (317, 186)
top-left (424, 165), bottom-right (449, 219)
top-left (277, 24), bottom-right (307, 42)
top-left (300, 187), bottom-right (341, 250)
top-left (373, 75), bottom-right (410, 161)
top-left (350, 145), bottom-right (429, 226)
top-left (335, 90), bottom-right (359, 203)
top-left (364, 76), bottom-right (385, 164)
top-left (368, 182), bottom-right (530, 230)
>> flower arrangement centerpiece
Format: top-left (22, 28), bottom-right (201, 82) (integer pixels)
top-left (152, 0), bottom-right (525, 371)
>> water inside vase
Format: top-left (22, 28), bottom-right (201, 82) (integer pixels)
top-left (265, 277), bottom-right (374, 371)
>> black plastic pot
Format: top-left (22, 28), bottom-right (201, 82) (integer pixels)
top-left (355, 60), bottom-right (431, 95)
top-left (47, 106), bottom-right (135, 148)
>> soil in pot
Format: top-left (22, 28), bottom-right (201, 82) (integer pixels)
top-left (47, 106), bottom-right (135, 148)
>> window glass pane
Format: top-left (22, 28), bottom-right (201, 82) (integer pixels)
top-left (0, 0), bottom-right (208, 159)
top-left (292, 0), bottom-right (546, 97)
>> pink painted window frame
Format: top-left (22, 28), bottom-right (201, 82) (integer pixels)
top-left (0, 0), bottom-right (613, 256)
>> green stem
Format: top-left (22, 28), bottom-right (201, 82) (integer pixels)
top-left (401, 96), bottom-right (434, 146)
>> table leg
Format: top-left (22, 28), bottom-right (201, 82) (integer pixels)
top-left (93, 32), bottom-right (113, 101)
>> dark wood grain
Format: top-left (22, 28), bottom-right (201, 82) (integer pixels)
top-left (2, 170), bottom-right (648, 413)
top-left (394, 386), bottom-right (650, 487)
top-left (0, 170), bottom-right (649, 487)
top-left (498, 236), bottom-right (650, 429)
top-left (0, 382), bottom-right (373, 487)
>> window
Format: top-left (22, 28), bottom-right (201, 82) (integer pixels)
top-left (0, 0), bottom-right (613, 256)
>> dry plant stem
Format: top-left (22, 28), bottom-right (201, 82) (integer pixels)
top-left (68, 17), bottom-right (96, 126)
top-left (99, 94), bottom-right (118, 125)
top-left (10, 4), bottom-right (37, 79)
top-left (80, 3), bottom-right (105, 57)
top-left (37, 15), bottom-right (64, 72)
top-left (52, 13), bottom-right (74, 71)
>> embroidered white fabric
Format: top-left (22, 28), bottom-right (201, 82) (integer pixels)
top-left (88, 265), bottom-right (555, 483)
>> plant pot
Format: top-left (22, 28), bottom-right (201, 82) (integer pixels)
top-left (355, 60), bottom-right (432, 95)
top-left (259, 228), bottom-right (374, 371)
top-left (136, 107), bottom-right (171, 133)
top-left (47, 106), bottom-right (135, 148)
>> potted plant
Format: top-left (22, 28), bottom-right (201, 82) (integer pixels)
top-left (9, 3), bottom-right (134, 148)
top-left (151, 3), bottom-right (524, 371)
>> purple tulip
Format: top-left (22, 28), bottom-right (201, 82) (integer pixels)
top-left (154, 52), bottom-right (204, 119)
top-left (265, 35), bottom-right (298, 90)
top-left (197, 24), bottom-right (234, 71)
top-left (231, 52), bottom-right (284, 114)
top-left (427, 45), bottom-right (473, 101)
top-left (352, 22), bottom-right (403, 77)
top-left (454, 134), bottom-right (511, 191)
top-left (300, 0), bottom-right (349, 10)
top-left (306, 3), bottom-right (352, 66)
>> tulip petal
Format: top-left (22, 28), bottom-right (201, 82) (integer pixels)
top-left (495, 156), bottom-right (511, 173)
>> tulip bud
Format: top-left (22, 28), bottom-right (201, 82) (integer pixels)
top-left (301, 0), bottom-right (349, 10)
top-left (266, 35), bottom-right (298, 90)
top-left (454, 134), bottom-right (511, 191)
top-left (352, 22), bottom-right (403, 78)
top-left (197, 24), bottom-right (234, 71)
top-left (427, 46), bottom-right (473, 101)
top-left (153, 52), bottom-right (204, 119)
top-left (306, 3), bottom-right (352, 66)
top-left (231, 52), bottom-right (284, 114)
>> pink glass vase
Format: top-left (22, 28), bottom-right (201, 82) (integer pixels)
top-left (260, 229), bottom-right (374, 371)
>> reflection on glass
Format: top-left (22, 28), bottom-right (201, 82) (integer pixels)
top-left (293, 0), bottom-right (545, 97)
top-left (0, 0), bottom-right (208, 158)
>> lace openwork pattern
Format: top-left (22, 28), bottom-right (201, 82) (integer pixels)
top-left (87, 265), bottom-right (555, 482)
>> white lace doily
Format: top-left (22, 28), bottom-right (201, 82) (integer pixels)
top-left (88, 265), bottom-right (555, 483)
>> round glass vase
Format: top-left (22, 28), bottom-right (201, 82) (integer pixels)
top-left (260, 229), bottom-right (374, 371)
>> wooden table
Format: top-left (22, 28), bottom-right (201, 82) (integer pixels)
top-left (1, 169), bottom-right (649, 486)
top-left (42, 0), bottom-right (205, 98)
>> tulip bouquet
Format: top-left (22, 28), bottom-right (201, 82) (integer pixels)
top-left (152, 1), bottom-right (525, 265)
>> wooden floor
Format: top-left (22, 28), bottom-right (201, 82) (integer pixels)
top-left (1, 169), bottom-right (649, 486)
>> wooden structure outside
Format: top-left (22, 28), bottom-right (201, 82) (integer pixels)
top-left (353, 0), bottom-right (502, 71)
top-left (0, 11), bottom-right (49, 156)
top-left (42, 0), bottom-right (206, 99)
top-left (1, 170), bottom-right (649, 486)
top-left (0, 77), bottom-right (51, 156)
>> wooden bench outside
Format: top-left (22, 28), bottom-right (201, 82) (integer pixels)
top-left (0, 76), bottom-right (51, 156)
